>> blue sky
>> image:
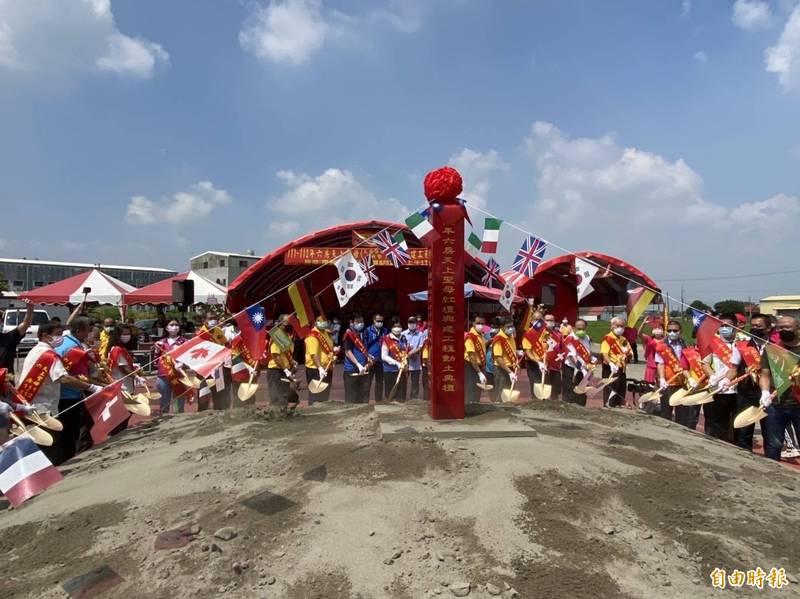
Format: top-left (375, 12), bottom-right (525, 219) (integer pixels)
top-left (1, 0), bottom-right (799, 304)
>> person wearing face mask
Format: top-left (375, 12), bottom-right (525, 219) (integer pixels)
top-left (637, 316), bottom-right (662, 385)
top-left (267, 315), bottom-right (300, 412)
top-left (363, 313), bottom-right (388, 402)
top-left (734, 314), bottom-right (771, 452)
top-left (343, 314), bottom-right (370, 403)
top-left (701, 315), bottom-right (742, 441)
top-left (492, 318), bottom-right (519, 403)
top-left (563, 319), bottom-right (597, 406)
top-left (382, 317), bottom-right (409, 401)
top-left (600, 317), bottom-right (633, 407)
top-left (542, 314), bottom-right (565, 401)
top-left (305, 315), bottom-right (336, 404)
top-left (18, 321), bottom-right (105, 465)
top-left (759, 315), bottom-right (800, 461)
top-left (196, 312), bottom-right (233, 411)
top-left (654, 321), bottom-right (690, 424)
top-left (199, 312), bottom-right (228, 346)
top-left (484, 318), bottom-right (500, 396)
top-left (402, 317), bottom-right (427, 401)
top-left (107, 325), bottom-right (139, 396)
top-left (154, 320), bottom-right (189, 414)
top-left (464, 315), bottom-right (489, 404)
top-left (98, 317), bottom-right (116, 368)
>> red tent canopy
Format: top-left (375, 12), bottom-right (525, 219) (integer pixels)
top-left (124, 271), bottom-right (226, 306)
top-left (20, 269), bottom-right (135, 305)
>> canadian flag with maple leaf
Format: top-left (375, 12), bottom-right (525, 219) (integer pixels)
top-left (167, 335), bottom-right (231, 379)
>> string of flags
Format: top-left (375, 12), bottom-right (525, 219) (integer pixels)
top-left (374, 229), bottom-right (410, 268)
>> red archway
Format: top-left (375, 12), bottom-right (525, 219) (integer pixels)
top-left (226, 220), bottom-right (496, 319)
top-left (515, 251), bottom-right (662, 322)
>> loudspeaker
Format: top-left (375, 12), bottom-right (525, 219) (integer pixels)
top-left (172, 279), bottom-right (194, 306)
top-left (540, 284), bottom-right (556, 308)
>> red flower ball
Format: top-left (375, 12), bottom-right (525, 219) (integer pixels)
top-left (423, 166), bottom-right (463, 204)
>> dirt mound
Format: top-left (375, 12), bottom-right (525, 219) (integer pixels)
top-left (1, 402), bottom-right (799, 598)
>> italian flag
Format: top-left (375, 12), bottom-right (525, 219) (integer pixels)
top-left (466, 231), bottom-right (482, 258)
top-left (481, 218), bottom-right (502, 253)
top-left (405, 211), bottom-right (439, 246)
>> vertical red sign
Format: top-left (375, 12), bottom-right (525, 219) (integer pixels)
top-left (428, 204), bottom-right (465, 419)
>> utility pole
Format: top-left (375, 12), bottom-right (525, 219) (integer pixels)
top-left (680, 285), bottom-right (684, 313)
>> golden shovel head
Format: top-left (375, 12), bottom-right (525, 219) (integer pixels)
top-left (533, 383), bottom-right (552, 400)
top-left (600, 376), bottom-right (618, 386)
top-left (145, 390), bottom-right (162, 401)
top-left (501, 388), bottom-right (521, 403)
top-left (237, 382), bottom-right (259, 402)
top-left (639, 390), bottom-right (661, 404)
top-left (668, 388), bottom-right (691, 406)
top-left (179, 374), bottom-right (202, 389)
top-left (734, 406), bottom-right (766, 429)
top-left (573, 381), bottom-right (590, 395)
top-left (681, 391), bottom-right (715, 406)
top-left (26, 411), bottom-right (64, 432)
top-left (476, 382), bottom-right (494, 391)
top-left (122, 392), bottom-right (151, 417)
top-left (11, 423), bottom-right (54, 446)
top-left (308, 379), bottom-right (329, 394)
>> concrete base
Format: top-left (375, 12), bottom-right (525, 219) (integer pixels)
top-left (376, 401), bottom-right (537, 440)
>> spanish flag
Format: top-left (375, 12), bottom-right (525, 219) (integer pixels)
top-left (626, 287), bottom-right (655, 328)
top-left (517, 301), bottom-right (535, 344)
top-left (287, 281), bottom-right (314, 337)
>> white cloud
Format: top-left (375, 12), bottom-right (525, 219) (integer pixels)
top-left (693, 50), bottom-right (708, 64)
top-left (126, 181), bottom-right (232, 226)
top-left (523, 122), bottom-right (800, 277)
top-left (448, 148), bottom-right (510, 210)
top-left (239, 0), bottom-right (329, 66)
top-left (239, 0), bottom-right (422, 66)
top-left (266, 168), bottom-right (409, 240)
top-left (681, 0), bottom-right (692, 18)
top-left (765, 4), bottom-right (800, 89)
top-left (0, 0), bottom-right (168, 80)
top-left (732, 0), bottom-right (772, 31)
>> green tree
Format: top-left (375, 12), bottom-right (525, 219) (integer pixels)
top-left (713, 299), bottom-right (745, 315)
top-left (0, 279), bottom-right (8, 293)
top-left (686, 299), bottom-right (711, 315)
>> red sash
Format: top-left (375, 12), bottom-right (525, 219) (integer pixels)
top-left (523, 323), bottom-right (550, 362)
top-left (309, 329), bottom-right (333, 356)
top-left (199, 326), bottom-right (228, 347)
top-left (231, 335), bottom-right (258, 367)
top-left (108, 346), bottom-right (134, 373)
top-left (61, 345), bottom-right (94, 378)
top-left (708, 337), bottom-right (734, 368)
top-left (736, 342), bottom-right (761, 371)
top-left (603, 334), bottom-right (629, 369)
top-left (492, 334), bottom-right (517, 370)
top-left (565, 336), bottom-right (593, 366)
top-left (17, 349), bottom-right (60, 403)
top-left (465, 331), bottom-right (487, 368)
top-left (655, 341), bottom-right (683, 380)
top-left (383, 335), bottom-right (407, 362)
top-left (682, 347), bottom-right (704, 381)
top-left (545, 331), bottom-right (563, 370)
top-left (0, 367), bottom-right (7, 395)
top-left (344, 329), bottom-right (369, 357)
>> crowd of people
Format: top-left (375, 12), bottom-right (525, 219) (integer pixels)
top-left (1, 295), bottom-right (799, 467)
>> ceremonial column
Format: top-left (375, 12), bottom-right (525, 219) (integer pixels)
top-left (425, 167), bottom-right (466, 420)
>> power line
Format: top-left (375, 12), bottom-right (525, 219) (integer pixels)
top-left (658, 269), bottom-right (800, 282)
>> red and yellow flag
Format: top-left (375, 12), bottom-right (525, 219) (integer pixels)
top-left (626, 287), bottom-right (655, 328)
top-left (287, 281), bottom-right (314, 336)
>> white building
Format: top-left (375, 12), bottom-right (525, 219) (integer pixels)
top-left (189, 251), bottom-right (259, 287)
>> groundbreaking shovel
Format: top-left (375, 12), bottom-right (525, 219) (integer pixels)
top-left (309, 355), bottom-right (335, 395)
top-left (387, 363), bottom-right (407, 401)
top-left (500, 369), bottom-right (520, 403)
top-left (237, 370), bottom-right (259, 402)
top-left (9, 389), bottom-right (63, 431)
top-left (10, 412), bottom-right (53, 446)
top-left (533, 368), bottom-right (552, 400)
top-left (121, 390), bottom-right (151, 417)
top-left (639, 373), bottom-right (684, 404)
top-left (141, 379), bottom-right (161, 401)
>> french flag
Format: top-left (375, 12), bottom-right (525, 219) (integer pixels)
top-left (0, 437), bottom-right (63, 507)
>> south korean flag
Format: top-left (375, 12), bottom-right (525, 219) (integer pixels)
top-left (499, 279), bottom-right (516, 312)
top-left (334, 251), bottom-right (367, 307)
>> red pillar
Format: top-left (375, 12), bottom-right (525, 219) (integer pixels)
top-left (425, 169), bottom-right (466, 420)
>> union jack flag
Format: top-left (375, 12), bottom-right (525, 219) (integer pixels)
top-left (359, 253), bottom-right (379, 285)
top-left (481, 257), bottom-right (501, 288)
top-left (373, 230), bottom-right (410, 268)
top-left (511, 235), bottom-right (547, 278)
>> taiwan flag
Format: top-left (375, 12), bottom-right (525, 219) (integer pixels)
top-left (168, 336), bottom-right (231, 379)
top-left (234, 306), bottom-right (267, 361)
top-left (0, 437), bottom-right (63, 507)
top-left (85, 380), bottom-right (127, 444)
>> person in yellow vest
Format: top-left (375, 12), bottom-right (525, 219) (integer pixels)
top-left (267, 315), bottom-right (299, 411)
top-left (491, 317), bottom-right (518, 403)
top-left (600, 317), bottom-right (633, 408)
top-left (98, 317), bottom-right (116, 368)
top-left (464, 314), bottom-right (489, 404)
top-left (305, 315), bottom-right (337, 403)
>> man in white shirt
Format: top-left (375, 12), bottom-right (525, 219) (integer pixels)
top-left (702, 314), bottom-right (742, 443)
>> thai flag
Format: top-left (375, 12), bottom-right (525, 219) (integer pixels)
top-left (0, 437), bottom-right (63, 507)
top-left (511, 235), bottom-right (547, 278)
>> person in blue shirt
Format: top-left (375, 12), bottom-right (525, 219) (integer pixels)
top-left (56, 316), bottom-right (104, 463)
top-left (343, 313), bottom-right (370, 403)
top-left (485, 319), bottom-right (500, 391)
top-left (401, 316), bottom-right (427, 401)
top-left (363, 313), bottom-right (387, 401)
